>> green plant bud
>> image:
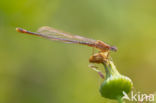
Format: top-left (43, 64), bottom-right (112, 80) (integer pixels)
top-left (99, 61), bottom-right (133, 100)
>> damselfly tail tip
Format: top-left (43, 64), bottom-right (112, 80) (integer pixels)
top-left (16, 27), bottom-right (27, 33)
top-left (110, 46), bottom-right (117, 52)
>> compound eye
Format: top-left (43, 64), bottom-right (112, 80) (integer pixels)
top-left (110, 46), bottom-right (117, 52)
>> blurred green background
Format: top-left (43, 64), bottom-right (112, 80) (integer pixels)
top-left (0, 0), bottom-right (156, 103)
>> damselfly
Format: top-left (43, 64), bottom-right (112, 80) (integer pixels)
top-left (16, 26), bottom-right (117, 63)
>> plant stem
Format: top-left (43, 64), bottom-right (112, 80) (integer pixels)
top-left (102, 61), bottom-right (120, 79)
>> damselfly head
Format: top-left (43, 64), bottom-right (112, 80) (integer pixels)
top-left (110, 46), bottom-right (117, 52)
